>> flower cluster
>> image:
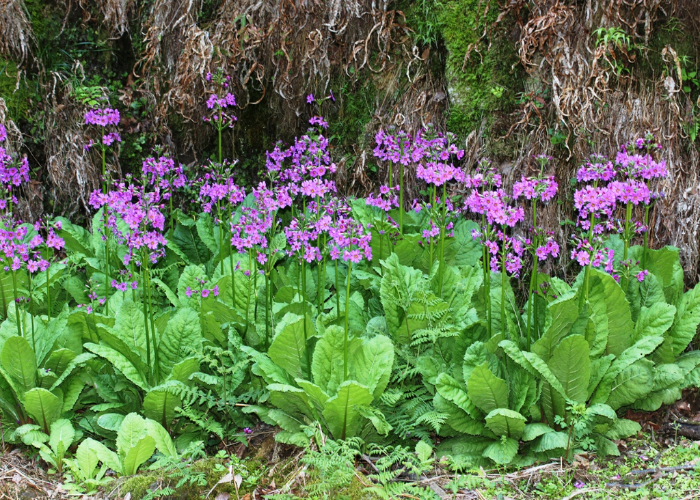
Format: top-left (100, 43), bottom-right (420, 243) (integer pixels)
top-left (203, 72), bottom-right (238, 129)
top-left (142, 156), bottom-right (189, 196)
top-left (84, 108), bottom-right (122, 151)
top-left (512, 176), bottom-right (558, 201)
top-left (366, 185), bottom-right (399, 212)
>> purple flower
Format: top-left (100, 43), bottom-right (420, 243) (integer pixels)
top-left (573, 480), bottom-right (585, 489)
top-left (185, 286), bottom-right (193, 298)
top-left (243, 427), bottom-right (252, 435)
top-left (306, 94), bottom-right (315, 104)
top-left (201, 289), bottom-right (210, 298)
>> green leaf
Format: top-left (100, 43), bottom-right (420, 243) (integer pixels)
top-left (171, 222), bottom-right (211, 266)
top-left (159, 308), bottom-right (202, 378)
top-left (122, 435), bottom-right (156, 476)
top-left (482, 438), bottom-right (518, 465)
top-left (49, 419), bottom-right (75, 454)
top-left (606, 359), bottom-right (654, 409)
top-left (145, 418), bottom-right (178, 458)
top-left (269, 313), bottom-right (314, 381)
top-left (435, 373), bottom-right (479, 418)
top-left (548, 335), bottom-right (590, 404)
top-left (1, 336), bottom-right (37, 392)
top-left (668, 283), bottom-right (700, 357)
top-left (23, 388), bottom-right (62, 432)
top-left (532, 431), bottom-right (568, 453)
top-left (97, 413), bottom-right (125, 432)
top-left (533, 295), bottom-right (579, 362)
top-left (634, 303), bottom-right (676, 342)
top-left (484, 409), bottom-right (526, 440)
top-left (43, 349), bottom-right (76, 378)
top-left (84, 437), bottom-right (121, 474)
top-left (352, 335), bottom-right (394, 398)
top-left (586, 268), bottom-right (633, 356)
top-left (143, 381), bottom-right (185, 427)
top-left (152, 278), bottom-right (181, 308)
top-left (322, 381), bottom-right (374, 439)
top-left (196, 213), bottom-right (219, 255)
top-left (85, 342), bottom-right (149, 391)
top-left (606, 418), bottom-right (641, 440)
top-left (113, 300), bottom-right (147, 354)
top-left (467, 364), bottom-right (508, 415)
top-left (591, 335), bottom-right (663, 405)
top-left (522, 423), bottom-right (554, 442)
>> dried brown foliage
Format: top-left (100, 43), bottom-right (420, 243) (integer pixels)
top-left (0, 0), bottom-right (34, 61)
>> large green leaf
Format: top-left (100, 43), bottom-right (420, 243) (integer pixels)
top-left (23, 388), bottom-right (62, 432)
top-left (484, 409), bottom-right (526, 440)
top-left (171, 222), bottom-right (211, 266)
top-left (322, 381), bottom-right (374, 439)
top-left (606, 359), bottom-right (655, 410)
top-left (43, 349), bottom-right (76, 378)
top-left (668, 283), bottom-right (700, 358)
top-left (143, 381), bottom-right (185, 428)
top-left (548, 335), bottom-right (590, 404)
top-left (49, 419), bottom-right (75, 454)
top-left (591, 335), bottom-right (663, 405)
top-left (444, 219), bottom-right (482, 267)
top-left (1, 336), bottom-right (36, 392)
top-left (435, 373), bottom-right (479, 418)
top-left (634, 303), bottom-right (676, 343)
top-left (122, 435), bottom-right (156, 476)
top-left (84, 342), bottom-right (149, 391)
top-left (644, 246), bottom-right (684, 305)
top-left (269, 313), bottom-right (314, 381)
top-left (532, 295), bottom-right (579, 362)
top-left (352, 335), bottom-right (393, 398)
top-left (586, 268), bottom-right (633, 356)
top-left (113, 300), bottom-right (147, 354)
top-left (467, 364), bottom-right (508, 415)
top-left (312, 325), bottom-right (361, 396)
top-left (159, 308), bottom-right (202, 377)
top-left (482, 437), bottom-right (518, 465)
top-left (144, 418), bottom-right (178, 458)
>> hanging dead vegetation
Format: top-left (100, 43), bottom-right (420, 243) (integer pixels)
top-left (0, 0), bottom-right (34, 62)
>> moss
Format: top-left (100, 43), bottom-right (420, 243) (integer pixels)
top-left (0, 59), bottom-right (30, 120)
top-left (438, 0), bottom-right (524, 144)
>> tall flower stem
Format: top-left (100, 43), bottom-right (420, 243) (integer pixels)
top-left (622, 201), bottom-right (633, 290)
top-left (46, 249), bottom-right (52, 319)
top-left (217, 202), bottom-right (224, 275)
top-left (28, 274), bottom-right (35, 352)
top-left (301, 259), bottom-right (312, 378)
top-left (143, 257), bottom-right (159, 382)
top-left (11, 271), bottom-right (21, 338)
top-left (335, 260), bottom-right (340, 315)
top-left (399, 160), bottom-right (404, 233)
top-left (526, 200), bottom-right (537, 347)
top-left (500, 227), bottom-right (508, 339)
top-left (642, 204), bottom-right (651, 269)
top-left (140, 262), bottom-right (152, 383)
top-left (343, 261), bottom-right (352, 381)
top-left (482, 214), bottom-right (492, 338)
top-left (437, 183), bottom-right (447, 297)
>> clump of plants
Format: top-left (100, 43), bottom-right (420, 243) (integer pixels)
top-left (0, 79), bottom-right (698, 495)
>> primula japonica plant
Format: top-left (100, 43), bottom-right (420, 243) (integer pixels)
top-left (4, 99), bottom-right (700, 480)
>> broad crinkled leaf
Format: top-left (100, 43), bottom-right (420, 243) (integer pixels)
top-left (312, 325), bottom-right (360, 395)
top-left (49, 419), bottom-right (75, 454)
top-left (484, 408), bottom-right (526, 440)
top-left (23, 388), bottom-right (62, 432)
top-left (113, 300), bottom-right (147, 354)
top-left (482, 437), bottom-right (518, 465)
top-left (144, 418), bottom-right (178, 458)
top-left (606, 359), bottom-right (654, 409)
top-left (1, 335), bottom-right (36, 392)
top-left (533, 295), bottom-right (579, 362)
top-left (159, 308), bottom-right (202, 377)
top-left (143, 381), bottom-right (186, 427)
top-left (322, 381), bottom-right (374, 439)
top-left (435, 373), bottom-right (480, 418)
top-left (548, 335), bottom-right (590, 404)
top-left (668, 283), bottom-right (700, 358)
top-left (352, 335), bottom-right (393, 398)
top-left (586, 268), bottom-right (633, 356)
top-left (269, 313), bottom-right (314, 381)
top-left (85, 342), bottom-right (149, 391)
top-left (591, 335), bottom-right (663, 405)
top-left (634, 303), bottom-right (676, 343)
top-left (467, 364), bottom-right (508, 415)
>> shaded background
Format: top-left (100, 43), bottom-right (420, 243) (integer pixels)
top-left (1, 0), bottom-right (699, 281)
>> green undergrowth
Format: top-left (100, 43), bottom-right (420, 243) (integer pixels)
top-left (110, 434), bottom-right (700, 499)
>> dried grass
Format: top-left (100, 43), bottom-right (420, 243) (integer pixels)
top-left (0, 0), bottom-right (34, 62)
